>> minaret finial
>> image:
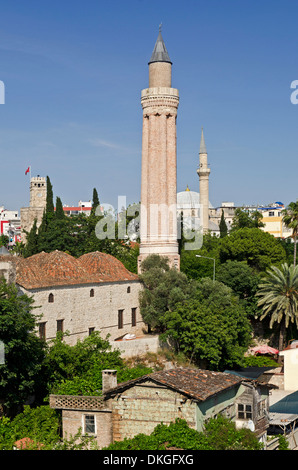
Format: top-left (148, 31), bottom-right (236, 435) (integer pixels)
top-left (199, 127), bottom-right (207, 154)
top-left (149, 24), bottom-right (172, 64)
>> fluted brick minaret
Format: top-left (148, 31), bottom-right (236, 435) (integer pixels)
top-left (138, 28), bottom-right (180, 272)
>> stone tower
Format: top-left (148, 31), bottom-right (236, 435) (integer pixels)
top-left (138, 28), bottom-right (180, 272)
top-left (197, 128), bottom-right (210, 233)
top-left (20, 176), bottom-right (47, 242)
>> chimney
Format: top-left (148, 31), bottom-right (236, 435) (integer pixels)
top-left (102, 370), bottom-right (117, 394)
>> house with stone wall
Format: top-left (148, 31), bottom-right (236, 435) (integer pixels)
top-left (50, 367), bottom-right (272, 449)
top-left (0, 250), bottom-right (146, 347)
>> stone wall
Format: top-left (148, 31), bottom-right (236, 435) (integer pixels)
top-left (20, 280), bottom-right (145, 346)
top-left (111, 334), bottom-right (161, 358)
top-left (110, 381), bottom-right (196, 441)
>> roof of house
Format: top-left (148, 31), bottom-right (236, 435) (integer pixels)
top-left (16, 250), bottom-right (139, 289)
top-left (104, 368), bottom-right (244, 402)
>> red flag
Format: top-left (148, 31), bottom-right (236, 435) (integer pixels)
top-left (25, 167), bottom-right (30, 175)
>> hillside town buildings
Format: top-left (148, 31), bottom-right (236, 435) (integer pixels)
top-left (0, 206), bottom-right (21, 245)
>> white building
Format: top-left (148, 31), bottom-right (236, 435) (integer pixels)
top-left (0, 206), bottom-right (21, 245)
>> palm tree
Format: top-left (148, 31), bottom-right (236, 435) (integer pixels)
top-left (256, 263), bottom-right (298, 352)
top-left (282, 201), bottom-right (298, 267)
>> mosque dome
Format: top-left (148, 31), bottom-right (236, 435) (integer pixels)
top-left (177, 187), bottom-right (213, 209)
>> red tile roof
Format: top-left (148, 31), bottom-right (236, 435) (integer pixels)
top-left (105, 368), bottom-right (244, 401)
top-left (16, 250), bottom-right (138, 289)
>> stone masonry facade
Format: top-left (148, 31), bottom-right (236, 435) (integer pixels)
top-left (20, 280), bottom-right (144, 346)
top-left (110, 381), bottom-right (196, 441)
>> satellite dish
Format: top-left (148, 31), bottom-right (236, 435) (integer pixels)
top-left (248, 419), bottom-right (255, 432)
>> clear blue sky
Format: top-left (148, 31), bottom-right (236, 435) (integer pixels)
top-left (0, 0), bottom-right (297, 212)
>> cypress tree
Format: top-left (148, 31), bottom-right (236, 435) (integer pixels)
top-left (91, 188), bottom-right (100, 215)
top-left (24, 219), bottom-right (39, 258)
top-left (46, 176), bottom-right (54, 220)
top-left (219, 210), bottom-right (228, 238)
top-left (55, 197), bottom-right (65, 219)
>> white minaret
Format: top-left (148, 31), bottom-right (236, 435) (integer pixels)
top-left (197, 128), bottom-right (210, 233)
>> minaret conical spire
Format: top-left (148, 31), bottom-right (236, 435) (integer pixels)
top-left (199, 127), bottom-right (207, 154)
top-left (149, 24), bottom-right (172, 64)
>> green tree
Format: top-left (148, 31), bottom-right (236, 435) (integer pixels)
top-left (0, 235), bottom-right (9, 247)
top-left (23, 218), bottom-right (39, 258)
top-left (218, 227), bottom-right (286, 272)
top-left (231, 208), bottom-right (264, 231)
top-left (55, 196), bottom-right (65, 220)
top-left (180, 233), bottom-right (220, 281)
top-left (256, 263), bottom-right (298, 351)
top-left (219, 210), bottom-right (228, 238)
top-left (46, 176), bottom-right (54, 221)
top-left (139, 255), bottom-right (197, 332)
top-left (8, 405), bottom-right (60, 448)
top-left (216, 260), bottom-right (260, 316)
top-left (282, 200), bottom-right (298, 267)
top-left (91, 187), bottom-right (100, 215)
top-left (162, 278), bottom-right (251, 370)
top-left (0, 279), bottom-right (45, 416)
top-left (42, 331), bottom-right (152, 396)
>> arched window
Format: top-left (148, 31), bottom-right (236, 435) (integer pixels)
top-left (48, 293), bottom-right (54, 303)
top-left (90, 289), bottom-right (94, 297)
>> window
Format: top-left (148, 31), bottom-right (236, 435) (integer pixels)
top-left (84, 414), bottom-right (96, 434)
top-left (89, 327), bottom-right (95, 335)
top-left (258, 399), bottom-right (267, 418)
top-left (131, 308), bottom-right (137, 327)
top-left (48, 293), bottom-right (54, 303)
top-left (118, 310), bottom-right (124, 329)
top-left (127, 286), bottom-right (131, 293)
top-left (57, 320), bottom-right (64, 333)
top-left (269, 211), bottom-right (275, 217)
top-left (237, 404), bottom-right (252, 420)
top-left (39, 322), bottom-right (46, 340)
top-left (90, 288), bottom-right (94, 297)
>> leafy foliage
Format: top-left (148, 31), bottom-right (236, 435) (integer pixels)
top-left (44, 331), bottom-right (152, 396)
top-left (282, 200), bottom-right (298, 266)
top-left (0, 405), bottom-right (100, 450)
top-left (218, 227), bottom-right (286, 272)
top-left (139, 255), bottom-right (197, 332)
top-left (230, 208), bottom-right (264, 231)
top-left (216, 260), bottom-right (260, 316)
top-left (256, 263), bottom-right (298, 349)
top-left (162, 278), bottom-right (252, 370)
top-left (242, 355), bottom-right (279, 368)
top-left (0, 279), bottom-right (45, 415)
top-left (104, 416), bottom-right (263, 450)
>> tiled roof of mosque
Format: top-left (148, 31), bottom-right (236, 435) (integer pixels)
top-left (16, 250), bottom-right (139, 289)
